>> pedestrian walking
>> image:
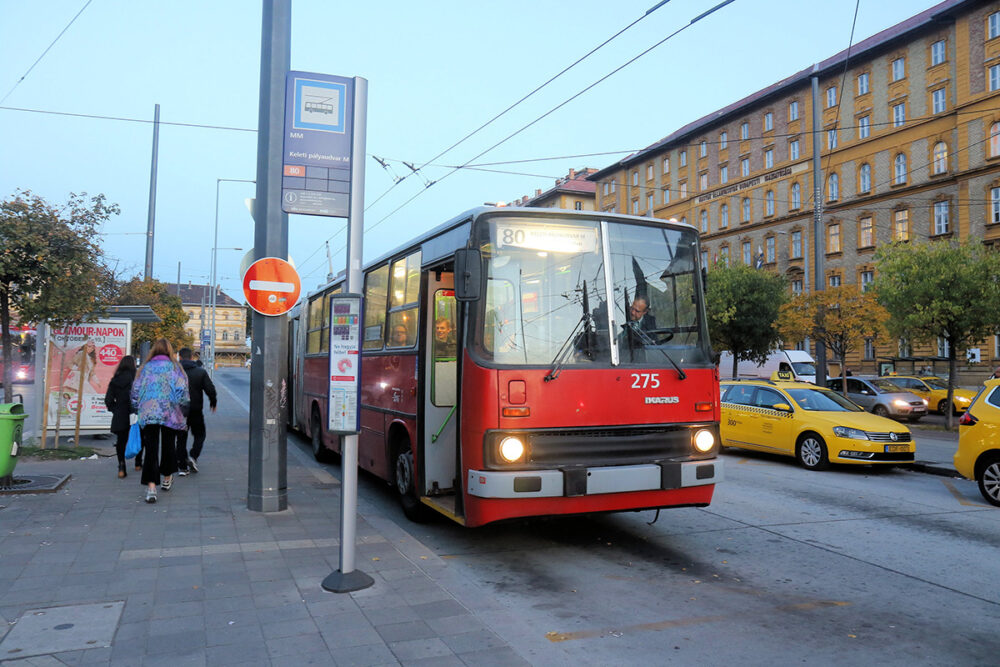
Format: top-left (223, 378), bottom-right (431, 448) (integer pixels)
top-left (991, 366), bottom-right (1000, 381)
top-left (175, 347), bottom-right (217, 475)
top-left (103, 355), bottom-right (137, 479)
top-left (131, 338), bottom-right (189, 504)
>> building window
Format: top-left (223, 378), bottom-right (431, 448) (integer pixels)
top-left (859, 216), bottom-right (874, 248)
top-left (222, 331), bottom-right (229, 341)
top-left (742, 197), bottom-right (751, 223)
top-left (647, 164), bottom-right (653, 180)
top-left (859, 115), bottom-right (871, 139)
top-left (934, 201), bottom-right (950, 235)
top-left (741, 158), bottom-right (750, 177)
top-left (893, 102), bottom-right (905, 127)
top-left (792, 278), bottom-right (803, 295)
top-left (827, 223), bottom-right (841, 253)
top-left (932, 142), bottom-right (948, 174)
top-left (864, 337), bottom-right (876, 360)
top-left (701, 251), bottom-right (708, 267)
top-left (720, 131), bottom-right (727, 150)
top-left (899, 337), bottom-right (912, 358)
top-left (791, 230), bottom-right (802, 258)
top-left (611, 179), bottom-right (616, 193)
top-left (892, 57), bottom-right (905, 81)
top-left (742, 241), bottom-right (752, 265)
top-left (827, 129), bottom-right (837, 150)
top-left (632, 171), bottom-right (638, 186)
top-left (700, 209), bottom-right (708, 233)
top-left (720, 204), bottom-right (729, 228)
top-left (646, 194), bottom-right (654, 212)
top-left (575, 201), bottom-right (583, 210)
top-left (764, 112), bottom-right (773, 131)
top-left (765, 190), bottom-right (775, 216)
top-left (931, 40), bottom-right (946, 66)
top-left (857, 72), bottom-right (869, 95)
top-left (766, 236), bottom-right (775, 263)
top-left (663, 157), bottom-right (670, 173)
top-left (829, 274), bottom-right (842, 288)
top-left (789, 100), bottom-right (799, 121)
top-left (631, 199), bottom-right (638, 215)
top-left (992, 187), bottom-right (1000, 223)
top-left (859, 163), bottom-right (871, 193)
top-left (894, 209), bottom-right (909, 241)
top-left (720, 164), bottom-right (728, 184)
top-left (990, 64), bottom-right (1000, 92)
top-left (720, 246), bottom-right (729, 265)
top-left (602, 182), bottom-right (609, 196)
top-left (861, 270), bottom-right (874, 292)
top-left (680, 150), bottom-right (687, 167)
top-left (700, 141), bottom-right (707, 157)
top-left (937, 337), bottom-right (950, 358)
top-left (991, 11), bottom-right (1000, 39)
top-left (699, 173), bottom-right (708, 190)
top-left (828, 173), bottom-right (839, 201)
top-left (826, 86), bottom-right (837, 108)
top-left (932, 88), bottom-right (946, 114)
top-left (663, 188), bottom-right (670, 204)
top-left (992, 123), bottom-right (1000, 157)
top-left (791, 182), bottom-right (801, 209)
top-left (680, 182), bottom-right (687, 198)
top-left (894, 154), bottom-right (907, 185)
top-left (741, 122), bottom-right (749, 140)
top-left (765, 149), bottom-right (773, 168)
top-left (789, 139), bottom-right (799, 160)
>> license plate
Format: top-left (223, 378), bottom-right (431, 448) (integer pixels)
top-left (885, 444), bottom-right (909, 453)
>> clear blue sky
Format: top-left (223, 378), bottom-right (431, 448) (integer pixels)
top-left (0, 0), bottom-right (944, 304)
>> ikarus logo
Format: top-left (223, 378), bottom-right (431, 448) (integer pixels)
top-left (645, 396), bottom-right (679, 405)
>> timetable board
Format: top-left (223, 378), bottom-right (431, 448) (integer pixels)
top-left (327, 293), bottom-right (363, 433)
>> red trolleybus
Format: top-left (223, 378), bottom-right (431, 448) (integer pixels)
top-left (288, 207), bottom-right (722, 527)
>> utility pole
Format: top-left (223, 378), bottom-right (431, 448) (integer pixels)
top-left (248, 0), bottom-right (290, 513)
top-left (810, 66), bottom-right (827, 385)
top-left (144, 103), bottom-right (160, 281)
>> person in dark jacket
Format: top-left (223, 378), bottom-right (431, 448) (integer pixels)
top-left (103, 355), bottom-right (137, 478)
top-left (175, 347), bottom-right (217, 474)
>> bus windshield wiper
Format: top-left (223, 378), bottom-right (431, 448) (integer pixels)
top-left (624, 322), bottom-right (687, 380)
top-left (544, 281), bottom-right (595, 383)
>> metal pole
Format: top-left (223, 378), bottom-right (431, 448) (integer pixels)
top-left (144, 103), bottom-right (160, 281)
top-left (248, 0), bottom-right (289, 513)
top-left (324, 77), bottom-right (373, 593)
top-left (210, 179), bottom-right (220, 378)
top-left (810, 68), bottom-right (827, 385)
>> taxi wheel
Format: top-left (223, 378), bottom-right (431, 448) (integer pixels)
top-left (937, 400), bottom-right (949, 415)
top-left (796, 433), bottom-right (829, 471)
top-left (976, 455), bottom-right (1000, 507)
top-left (873, 405), bottom-right (889, 418)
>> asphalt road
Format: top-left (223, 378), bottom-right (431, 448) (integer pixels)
top-left (217, 368), bottom-right (1000, 664)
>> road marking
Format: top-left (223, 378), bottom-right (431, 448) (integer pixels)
top-left (545, 600), bottom-right (849, 642)
top-left (941, 479), bottom-right (990, 507)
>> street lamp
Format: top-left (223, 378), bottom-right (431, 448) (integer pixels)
top-left (211, 177), bottom-right (254, 377)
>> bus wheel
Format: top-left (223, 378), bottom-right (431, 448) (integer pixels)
top-left (394, 440), bottom-right (431, 522)
top-left (311, 407), bottom-right (327, 462)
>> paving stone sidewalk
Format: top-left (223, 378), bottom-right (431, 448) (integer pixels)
top-left (0, 394), bottom-right (534, 666)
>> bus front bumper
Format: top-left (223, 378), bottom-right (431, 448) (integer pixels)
top-left (466, 460), bottom-right (723, 499)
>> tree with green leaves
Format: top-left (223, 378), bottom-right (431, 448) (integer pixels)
top-left (0, 191), bottom-right (117, 403)
top-left (110, 277), bottom-right (192, 354)
top-left (778, 284), bottom-right (888, 395)
top-left (706, 262), bottom-right (789, 377)
top-left (874, 240), bottom-right (1000, 429)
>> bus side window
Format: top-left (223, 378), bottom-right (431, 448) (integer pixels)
top-left (386, 252), bottom-right (420, 349)
top-left (363, 264), bottom-right (390, 350)
top-left (432, 290), bottom-right (457, 406)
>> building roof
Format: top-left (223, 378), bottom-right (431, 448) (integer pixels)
top-left (513, 168), bottom-right (597, 207)
top-left (589, 0), bottom-right (971, 180)
top-left (162, 282), bottom-right (242, 307)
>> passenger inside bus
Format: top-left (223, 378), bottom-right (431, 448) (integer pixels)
top-left (390, 324), bottom-right (411, 348)
top-left (433, 317), bottom-right (456, 359)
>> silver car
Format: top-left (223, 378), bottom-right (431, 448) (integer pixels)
top-left (827, 376), bottom-right (927, 422)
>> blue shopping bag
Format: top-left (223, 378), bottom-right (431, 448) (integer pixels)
top-left (124, 423), bottom-right (142, 459)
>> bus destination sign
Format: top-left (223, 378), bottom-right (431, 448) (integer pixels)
top-left (495, 222), bottom-right (598, 254)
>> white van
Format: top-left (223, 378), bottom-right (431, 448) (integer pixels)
top-left (717, 349), bottom-right (817, 384)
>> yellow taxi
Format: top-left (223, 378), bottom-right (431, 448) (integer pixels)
top-left (720, 374), bottom-right (914, 470)
top-left (954, 379), bottom-right (1000, 507)
top-left (879, 375), bottom-right (976, 414)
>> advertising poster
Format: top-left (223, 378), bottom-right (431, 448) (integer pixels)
top-left (45, 320), bottom-right (132, 431)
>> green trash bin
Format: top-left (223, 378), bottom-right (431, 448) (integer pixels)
top-left (0, 403), bottom-right (28, 485)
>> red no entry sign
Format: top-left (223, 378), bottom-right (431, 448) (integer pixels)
top-left (243, 257), bottom-right (301, 316)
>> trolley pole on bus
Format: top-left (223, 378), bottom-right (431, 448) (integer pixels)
top-left (248, 0), bottom-right (290, 513)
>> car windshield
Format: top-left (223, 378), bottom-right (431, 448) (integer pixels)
top-left (924, 377), bottom-right (948, 390)
top-left (790, 361), bottom-right (815, 375)
top-left (472, 214), bottom-right (712, 368)
top-left (871, 378), bottom-right (903, 393)
top-left (785, 388), bottom-right (864, 412)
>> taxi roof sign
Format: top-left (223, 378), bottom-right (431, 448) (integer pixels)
top-left (772, 370), bottom-right (795, 382)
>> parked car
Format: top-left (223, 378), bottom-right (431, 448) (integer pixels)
top-left (718, 349), bottom-right (817, 383)
top-left (720, 377), bottom-right (914, 470)
top-left (955, 379), bottom-right (1000, 507)
top-left (880, 375), bottom-right (976, 414)
top-left (827, 376), bottom-right (927, 422)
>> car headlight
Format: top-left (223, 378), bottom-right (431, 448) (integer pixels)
top-left (15, 368), bottom-right (27, 380)
top-left (922, 398), bottom-right (929, 406)
top-left (833, 426), bottom-right (869, 440)
top-left (892, 399), bottom-right (909, 408)
top-left (957, 396), bottom-right (971, 404)
top-left (498, 436), bottom-right (526, 463)
top-left (693, 429), bottom-right (715, 453)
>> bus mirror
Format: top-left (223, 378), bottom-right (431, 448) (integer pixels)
top-left (454, 249), bottom-right (482, 302)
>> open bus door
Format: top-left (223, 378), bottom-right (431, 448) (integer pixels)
top-left (420, 271), bottom-right (460, 519)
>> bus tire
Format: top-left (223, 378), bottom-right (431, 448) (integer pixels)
top-left (311, 406), bottom-right (328, 462)
top-left (394, 439), bottom-right (431, 522)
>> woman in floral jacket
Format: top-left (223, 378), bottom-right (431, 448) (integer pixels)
top-left (131, 338), bottom-right (189, 504)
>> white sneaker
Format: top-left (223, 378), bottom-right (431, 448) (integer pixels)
top-left (145, 488), bottom-right (157, 503)
top-left (188, 458), bottom-right (199, 473)
top-left (177, 470), bottom-right (188, 477)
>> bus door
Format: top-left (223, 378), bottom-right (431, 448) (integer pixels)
top-left (422, 275), bottom-right (458, 496)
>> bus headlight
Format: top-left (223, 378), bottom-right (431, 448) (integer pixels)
top-left (498, 436), bottom-right (526, 463)
top-left (693, 429), bottom-right (715, 453)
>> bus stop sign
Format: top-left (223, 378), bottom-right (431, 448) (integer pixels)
top-left (243, 257), bottom-right (301, 316)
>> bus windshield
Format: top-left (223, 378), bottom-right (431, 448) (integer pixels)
top-left (472, 215), bottom-right (711, 368)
